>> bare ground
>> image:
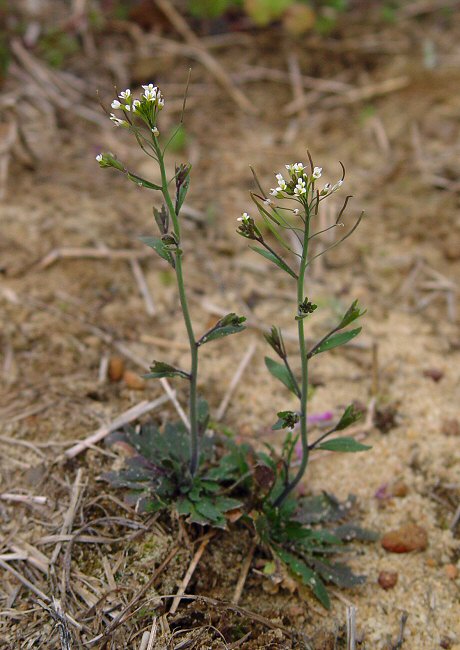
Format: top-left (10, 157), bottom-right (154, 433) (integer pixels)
top-left (1, 6), bottom-right (460, 649)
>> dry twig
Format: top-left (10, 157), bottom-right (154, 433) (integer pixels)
top-left (216, 341), bottom-right (257, 421)
top-left (64, 394), bottom-right (171, 458)
top-left (232, 541), bottom-right (256, 605)
top-left (130, 258), bottom-right (156, 316)
top-left (169, 532), bottom-right (215, 614)
top-left (154, 0), bottom-right (256, 114)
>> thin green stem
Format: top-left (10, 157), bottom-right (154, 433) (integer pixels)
top-left (274, 205), bottom-right (310, 508)
top-left (154, 138), bottom-right (200, 477)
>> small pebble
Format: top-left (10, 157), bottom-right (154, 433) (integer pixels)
top-left (381, 524), bottom-right (428, 553)
top-left (444, 564), bottom-right (458, 580)
top-left (108, 356), bottom-right (125, 382)
top-left (391, 480), bottom-right (409, 497)
top-left (378, 570), bottom-right (398, 590)
top-left (442, 419), bottom-right (460, 437)
top-left (423, 368), bottom-right (444, 382)
top-left (123, 370), bottom-right (146, 390)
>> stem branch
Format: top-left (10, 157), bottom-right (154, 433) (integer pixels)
top-left (154, 139), bottom-right (200, 476)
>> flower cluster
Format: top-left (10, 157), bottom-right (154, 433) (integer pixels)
top-left (269, 162), bottom-right (343, 201)
top-left (236, 212), bottom-right (260, 240)
top-left (108, 84), bottom-right (165, 130)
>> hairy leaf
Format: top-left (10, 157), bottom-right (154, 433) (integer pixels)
top-left (311, 559), bottom-right (366, 588)
top-left (296, 493), bottom-right (356, 524)
top-left (275, 548), bottom-right (330, 609)
top-left (333, 524), bottom-right (379, 542)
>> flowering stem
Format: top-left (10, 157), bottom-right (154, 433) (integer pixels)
top-left (153, 138), bottom-right (200, 477)
top-left (274, 207), bottom-right (311, 508)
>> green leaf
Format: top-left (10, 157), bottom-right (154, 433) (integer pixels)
top-left (311, 327), bottom-right (361, 356)
top-left (333, 524), bottom-right (379, 543)
top-left (275, 548), bottom-right (330, 609)
top-left (139, 236), bottom-right (174, 267)
top-left (189, 0), bottom-right (230, 18)
top-left (335, 404), bottom-right (363, 431)
top-left (194, 497), bottom-right (227, 528)
top-left (338, 300), bottom-right (366, 329)
top-left (214, 496), bottom-right (243, 512)
top-left (144, 361), bottom-right (190, 380)
top-left (198, 313), bottom-right (246, 346)
top-left (296, 493), bottom-right (355, 524)
top-left (245, 0), bottom-right (292, 26)
top-left (311, 560), bottom-right (366, 588)
top-left (127, 172), bottom-right (162, 190)
top-left (250, 246), bottom-right (297, 279)
top-left (265, 357), bottom-right (299, 396)
top-left (317, 437), bottom-right (371, 453)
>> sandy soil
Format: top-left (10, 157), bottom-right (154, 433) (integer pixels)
top-left (1, 6), bottom-right (460, 649)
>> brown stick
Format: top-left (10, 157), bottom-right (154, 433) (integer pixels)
top-left (155, 0), bottom-right (256, 114)
top-left (64, 395), bottom-right (170, 458)
top-left (37, 247), bottom-right (152, 269)
top-left (103, 546), bottom-right (179, 637)
top-left (232, 541), bottom-right (256, 605)
top-left (169, 532), bottom-right (215, 614)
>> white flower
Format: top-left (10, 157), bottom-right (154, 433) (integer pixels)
top-left (96, 154), bottom-right (102, 162)
top-left (111, 99), bottom-right (121, 109)
top-left (263, 198), bottom-right (272, 206)
top-left (237, 212), bottom-right (251, 222)
top-left (270, 188), bottom-right (280, 197)
top-left (312, 166), bottom-right (322, 179)
top-left (143, 89), bottom-right (156, 102)
top-left (294, 178), bottom-right (307, 196)
top-left (124, 104), bottom-right (131, 111)
top-left (293, 208), bottom-right (300, 215)
top-left (109, 113), bottom-right (125, 126)
top-left (132, 99), bottom-right (141, 111)
top-left (142, 83), bottom-right (157, 93)
top-left (119, 89), bottom-right (131, 100)
top-left (151, 127), bottom-right (159, 136)
top-left (275, 173), bottom-right (284, 181)
top-left (286, 162), bottom-right (304, 174)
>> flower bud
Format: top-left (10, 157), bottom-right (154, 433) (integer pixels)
top-left (95, 152), bottom-right (125, 171)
